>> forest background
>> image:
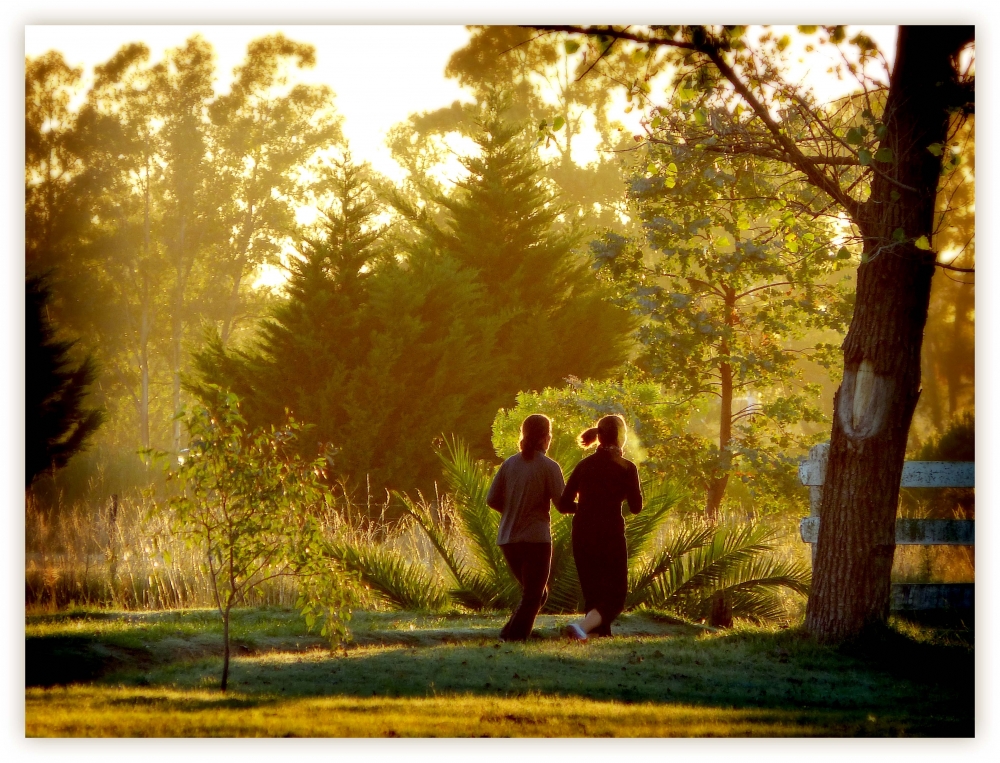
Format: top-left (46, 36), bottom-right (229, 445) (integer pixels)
top-left (12, 5), bottom-right (982, 756)
top-left (23, 23), bottom-right (973, 516)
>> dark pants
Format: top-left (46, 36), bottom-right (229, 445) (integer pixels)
top-left (499, 542), bottom-right (552, 641)
top-left (573, 520), bottom-right (628, 637)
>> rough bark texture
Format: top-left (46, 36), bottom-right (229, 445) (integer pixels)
top-left (805, 26), bottom-right (973, 641)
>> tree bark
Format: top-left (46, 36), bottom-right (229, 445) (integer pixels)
top-left (805, 25), bottom-right (973, 641)
top-left (221, 606), bottom-right (231, 692)
top-left (140, 155), bottom-right (152, 450)
top-left (705, 287), bottom-right (736, 521)
top-left (172, 216), bottom-right (186, 456)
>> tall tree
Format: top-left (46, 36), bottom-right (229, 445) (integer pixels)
top-left (913, 117), bottom-right (974, 436)
top-left (208, 33), bottom-right (343, 346)
top-left (70, 42), bottom-right (168, 450)
top-left (388, 26), bottom-right (655, 231)
top-left (25, 51), bottom-right (83, 276)
top-left (593, 144), bottom-right (852, 519)
top-left (194, 113), bottom-right (634, 502)
top-left (392, 104), bottom-right (636, 429)
top-left (531, 24), bottom-right (974, 640)
top-left (156, 36), bottom-right (218, 455)
top-left (26, 276), bottom-right (104, 488)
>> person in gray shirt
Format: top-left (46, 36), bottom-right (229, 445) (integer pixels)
top-left (486, 414), bottom-right (566, 641)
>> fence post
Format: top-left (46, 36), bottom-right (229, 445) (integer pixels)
top-left (806, 442), bottom-right (828, 567)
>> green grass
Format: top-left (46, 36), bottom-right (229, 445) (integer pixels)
top-left (25, 607), bottom-right (973, 737)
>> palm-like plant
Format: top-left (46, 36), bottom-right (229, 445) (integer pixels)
top-left (626, 522), bottom-right (811, 622)
top-left (327, 539), bottom-right (451, 612)
top-left (334, 437), bottom-right (809, 624)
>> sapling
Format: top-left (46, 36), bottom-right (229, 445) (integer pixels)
top-left (156, 388), bottom-right (355, 690)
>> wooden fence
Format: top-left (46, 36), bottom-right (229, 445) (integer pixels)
top-left (798, 442), bottom-right (974, 612)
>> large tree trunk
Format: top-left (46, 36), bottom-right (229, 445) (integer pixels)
top-left (805, 26), bottom-right (973, 641)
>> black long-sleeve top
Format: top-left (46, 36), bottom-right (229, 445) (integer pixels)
top-left (558, 448), bottom-right (643, 533)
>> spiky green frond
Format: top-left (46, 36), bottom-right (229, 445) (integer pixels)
top-left (625, 524), bottom-right (716, 609)
top-left (395, 487), bottom-right (516, 611)
top-left (395, 491), bottom-right (471, 588)
top-left (437, 437), bottom-right (508, 583)
top-left (329, 541), bottom-right (450, 611)
top-left (628, 522), bottom-right (809, 622)
top-left (624, 477), bottom-right (685, 565)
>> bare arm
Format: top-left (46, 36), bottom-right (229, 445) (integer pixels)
top-left (486, 462), bottom-right (505, 513)
top-left (557, 464), bottom-right (581, 515)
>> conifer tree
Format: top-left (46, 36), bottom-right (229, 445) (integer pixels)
top-left (395, 102), bottom-right (636, 413)
top-left (26, 275), bottom-right (104, 487)
top-left (195, 112), bottom-right (635, 503)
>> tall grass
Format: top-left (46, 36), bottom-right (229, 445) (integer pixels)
top-left (25, 492), bottom-right (301, 612)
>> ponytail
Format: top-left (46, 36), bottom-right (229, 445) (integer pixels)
top-left (578, 415), bottom-right (627, 449)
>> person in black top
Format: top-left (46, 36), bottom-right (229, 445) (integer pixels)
top-left (558, 414), bottom-right (642, 640)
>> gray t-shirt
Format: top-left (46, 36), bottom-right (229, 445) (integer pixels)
top-left (487, 451), bottom-right (565, 545)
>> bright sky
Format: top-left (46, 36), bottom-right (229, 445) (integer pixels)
top-left (24, 25), bottom-right (477, 184)
top-left (8, 8), bottom-right (999, 763)
top-left (23, 23), bottom-right (901, 288)
top-left (25, 24), bottom-right (899, 184)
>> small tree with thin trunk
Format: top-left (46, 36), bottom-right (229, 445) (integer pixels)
top-left (158, 388), bottom-right (355, 691)
top-left (592, 146), bottom-right (852, 520)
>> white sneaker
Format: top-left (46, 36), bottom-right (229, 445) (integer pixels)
top-left (564, 623), bottom-right (587, 641)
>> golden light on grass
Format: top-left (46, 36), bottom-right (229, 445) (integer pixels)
top-left (27, 686), bottom-right (873, 737)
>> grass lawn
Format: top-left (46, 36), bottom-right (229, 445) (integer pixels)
top-left (24, 607), bottom-right (974, 737)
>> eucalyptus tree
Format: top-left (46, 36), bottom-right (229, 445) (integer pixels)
top-left (69, 42), bottom-right (169, 450)
top-left (388, 26), bottom-right (658, 231)
top-left (208, 33), bottom-right (344, 346)
top-left (529, 24), bottom-right (975, 640)
top-left (25, 51), bottom-right (84, 277)
top-left (153, 36), bottom-right (220, 454)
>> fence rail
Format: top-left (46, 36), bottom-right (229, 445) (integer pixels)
top-left (798, 442), bottom-right (974, 612)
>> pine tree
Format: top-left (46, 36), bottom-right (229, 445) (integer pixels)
top-left (396, 103), bottom-right (636, 421)
top-left (194, 114), bottom-right (635, 504)
top-left (25, 275), bottom-right (104, 487)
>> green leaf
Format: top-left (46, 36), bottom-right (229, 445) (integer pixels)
top-left (890, 190), bottom-right (901, 202)
top-left (874, 147), bottom-right (893, 163)
top-left (927, 143), bottom-right (944, 156)
top-left (858, 149), bottom-right (872, 166)
top-left (836, 246), bottom-right (851, 260)
top-left (914, 235), bottom-right (931, 250)
top-left (845, 127), bottom-right (864, 145)
top-left (552, 115), bottom-right (565, 131)
top-left (892, 227), bottom-right (906, 243)
top-left (694, 108), bottom-right (707, 126)
top-left (874, 124), bottom-right (888, 140)
top-left (564, 40), bottom-right (580, 55)
top-left (647, 163), bottom-right (657, 174)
